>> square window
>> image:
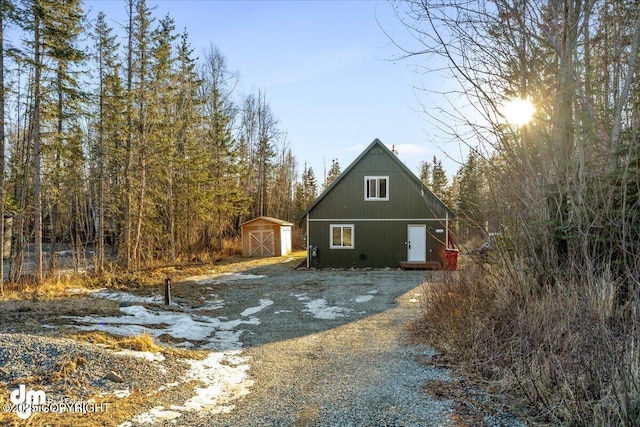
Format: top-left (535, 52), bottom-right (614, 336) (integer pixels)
top-left (364, 176), bottom-right (389, 201)
top-left (330, 224), bottom-right (354, 249)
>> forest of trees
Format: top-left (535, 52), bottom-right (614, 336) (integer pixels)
top-left (0, 0), bottom-right (332, 285)
top-left (398, 1), bottom-right (640, 424)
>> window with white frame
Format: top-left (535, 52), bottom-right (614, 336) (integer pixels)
top-left (330, 224), bottom-right (354, 249)
top-left (364, 176), bottom-right (389, 200)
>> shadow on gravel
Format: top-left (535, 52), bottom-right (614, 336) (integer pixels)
top-left (48, 258), bottom-right (440, 351)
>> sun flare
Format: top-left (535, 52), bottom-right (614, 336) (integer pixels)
top-left (503, 98), bottom-right (535, 126)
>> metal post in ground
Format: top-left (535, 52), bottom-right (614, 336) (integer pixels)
top-left (164, 278), bottom-right (171, 305)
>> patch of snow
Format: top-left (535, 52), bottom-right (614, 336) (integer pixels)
top-left (274, 309), bottom-right (292, 314)
top-left (240, 299), bottom-right (273, 317)
top-left (367, 290), bottom-right (380, 294)
top-left (90, 289), bottom-right (163, 304)
top-left (170, 351), bottom-right (253, 414)
top-left (409, 298), bottom-right (419, 303)
top-left (114, 349), bottom-right (165, 362)
top-left (195, 298), bottom-right (225, 311)
top-left (201, 330), bottom-right (245, 351)
top-left (353, 295), bottom-right (375, 303)
top-left (294, 293), bottom-right (309, 301)
top-left (294, 293), bottom-right (351, 320)
top-left (121, 406), bottom-right (183, 425)
top-left (113, 389), bottom-right (131, 399)
top-left (304, 298), bottom-right (351, 320)
top-left (185, 272), bottom-right (267, 285)
top-left (67, 304), bottom-right (261, 350)
top-left (120, 350), bottom-right (253, 425)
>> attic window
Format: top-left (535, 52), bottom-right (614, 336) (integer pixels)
top-left (364, 176), bottom-right (389, 201)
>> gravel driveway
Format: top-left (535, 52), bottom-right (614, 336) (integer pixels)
top-left (158, 264), bottom-right (520, 426)
top-left (184, 269), bottom-right (456, 426)
top-left (0, 259), bottom-right (525, 426)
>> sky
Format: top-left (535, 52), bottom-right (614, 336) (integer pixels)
top-left (84, 0), bottom-right (466, 181)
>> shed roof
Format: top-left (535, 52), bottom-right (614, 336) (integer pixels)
top-left (240, 216), bottom-right (294, 227)
top-left (301, 138), bottom-right (455, 218)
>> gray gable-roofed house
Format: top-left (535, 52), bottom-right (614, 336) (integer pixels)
top-left (301, 138), bottom-right (457, 269)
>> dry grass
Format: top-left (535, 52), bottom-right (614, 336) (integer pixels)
top-left (70, 331), bottom-right (208, 360)
top-left (416, 255), bottom-right (640, 426)
top-left (0, 247), bottom-right (306, 426)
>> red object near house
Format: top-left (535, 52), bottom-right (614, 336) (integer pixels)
top-left (446, 249), bottom-right (459, 271)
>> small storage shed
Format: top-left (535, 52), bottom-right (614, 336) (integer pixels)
top-left (240, 216), bottom-right (293, 257)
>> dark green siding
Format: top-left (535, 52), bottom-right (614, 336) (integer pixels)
top-left (305, 140), bottom-right (452, 269)
top-left (310, 146), bottom-right (448, 220)
top-left (307, 220), bottom-right (447, 268)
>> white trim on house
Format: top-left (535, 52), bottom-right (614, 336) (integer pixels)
top-left (306, 212), bottom-right (310, 268)
top-left (309, 218), bottom-right (449, 222)
top-left (364, 176), bottom-right (389, 201)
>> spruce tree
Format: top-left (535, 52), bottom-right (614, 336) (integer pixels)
top-left (323, 158), bottom-right (341, 190)
top-left (93, 11), bottom-right (121, 272)
top-left (200, 45), bottom-right (245, 252)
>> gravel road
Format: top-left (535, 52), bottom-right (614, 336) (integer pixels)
top-left (0, 260), bottom-right (526, 426)
top-left (164, 265), bottom-right (523, 426)
top-left (187, 281), bottom-right (456, 426)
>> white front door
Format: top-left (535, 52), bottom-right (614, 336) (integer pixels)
top-left (407, 225), bottom-right (426, 262)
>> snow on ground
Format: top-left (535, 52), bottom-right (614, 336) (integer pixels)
top-left (294, 293), bottom-right (353, 320)
top-left (67, 285), bottom-right (260, 426)
top-left (64, 273), bottom-right (378, 425)
top-left (89, 289), bottom-right (165, 304)
top-left (119, 351), bottom-right (253, 426)
top-left (172, 351), bottom-right (252, 413)
top-left (184, 272), bottom-right (267, 286)
top-left (240, 299), bottom-right (273, 317)
top-left (114, 349), bottom-right (166, 362)
top-left (353, 294), bottom-right (375, 303)
top-left (67, 303), bottom-right (260, 350)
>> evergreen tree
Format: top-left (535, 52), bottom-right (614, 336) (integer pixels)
top-left (42, 0), bottom-right (86, 273)
top-left (430, 156), bottom-right (450, 205)
top-left (172, 30), bottom-right (204, 260)
top-left (323, 158), bottom-right (341, 190)
top-left (302, 164), bottom-right (318, 207)
top-left (418, 160), bottom-right (431, 188)
top-left (93, 11), bottom-right (121, 272)
top-left (129, 0), bottom-right (154, 268)
top-left (147, 13), bottom-right (178, 261)
top-left (294, 162), bottom-right (318, 222)
top-left (199, 45), bottom-right (246, 252)
top-left (455, 150), bottom-right (486, 236)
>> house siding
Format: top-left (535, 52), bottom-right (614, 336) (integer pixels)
top-left (304, 139), bottom-right (453, 269)
top-left (307, 219), bottom-right (447, 268)
top-left (310, 146), bottom-right (448, 220)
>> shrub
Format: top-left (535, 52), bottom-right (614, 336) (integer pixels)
top-left (419, 257), bottom-right (640, 426)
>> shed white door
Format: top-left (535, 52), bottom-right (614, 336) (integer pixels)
top-left (407, 225), bottom-right (426, 262)
top-left (249, 230), bottom-right (275, 256)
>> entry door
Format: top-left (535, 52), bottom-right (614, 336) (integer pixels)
top-left (407, 225), bottom-right (426, 262)
top-left (249, 230), bottom-right (275, 256)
